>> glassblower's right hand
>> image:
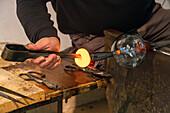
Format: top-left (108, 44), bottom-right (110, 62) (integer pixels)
top-left (28, 37), bottom-right (61, 70)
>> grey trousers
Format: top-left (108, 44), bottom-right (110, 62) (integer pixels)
top-left (69, 3), bottom-right (170, 113)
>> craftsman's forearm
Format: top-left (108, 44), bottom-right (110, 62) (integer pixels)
top-left (16, 0), bottom-right (58, 43)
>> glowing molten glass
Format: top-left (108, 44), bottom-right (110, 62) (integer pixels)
top-left (74, 48), bottom-right (91, 67)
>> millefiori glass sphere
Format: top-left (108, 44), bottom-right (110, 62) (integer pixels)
top-left (111, 33), bottom-right (146, 68)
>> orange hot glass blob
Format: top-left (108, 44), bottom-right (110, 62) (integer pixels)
top-left (116, 50), bottom-right (120, 55)
top-left (74, 48), bottom-right (91, 67)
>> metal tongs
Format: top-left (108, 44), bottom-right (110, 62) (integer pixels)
top-left (64, 64), bottom-right (112, 78)
top-left (19, 71), bottom-right (58, 90)
top-left (1, 44), bottom-right (119, 63)
top-left (1, 44), bottom-right (81, 62)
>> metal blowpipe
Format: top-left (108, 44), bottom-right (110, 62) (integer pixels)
top-left (90, 52), bottom-right (115, 62)
top-left (0, 86), bottom-right (35, 105)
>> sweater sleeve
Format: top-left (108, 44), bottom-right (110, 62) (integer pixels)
top-left (17, 0), bottom-right (59, 43)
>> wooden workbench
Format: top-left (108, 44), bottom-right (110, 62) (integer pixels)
top-left (0, 43), bottom-right (110, 113)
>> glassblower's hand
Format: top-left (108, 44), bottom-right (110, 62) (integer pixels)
top-left (28, 37), bottom-right (61, 70)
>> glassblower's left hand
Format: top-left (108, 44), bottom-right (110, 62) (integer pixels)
top-left (28, 37), bottom-right (61, 70)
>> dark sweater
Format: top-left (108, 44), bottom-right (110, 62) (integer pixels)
top-left (17, 0), bottom-right (155, 43)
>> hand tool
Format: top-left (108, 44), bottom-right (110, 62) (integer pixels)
top-left (0, 86), bottom-right (35, 105)
top-left (64, 64), bottom-right (112, 78)
top-left (0, 43), bottom-right (118, 66)
top-left (149, 40), bottom-right (170, 50)
top-left (19, 71), bottom-right (58, 90)
top-left (1, 44), bottom-right (81, 62)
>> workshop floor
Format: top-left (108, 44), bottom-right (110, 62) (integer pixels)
top-left (27, 98), bottom-right (109, 113)
top-left (65, 98), bottom-right (109, 113)
top-left (27, 88), bottom-right (109, 113)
